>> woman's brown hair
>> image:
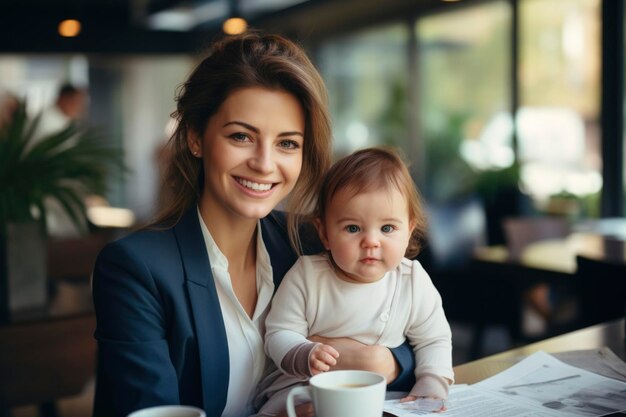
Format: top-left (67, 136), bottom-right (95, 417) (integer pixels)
top-left (315, 147), bottom-right (426, 258)
top-left (153, 31), bottom-right (332, 253)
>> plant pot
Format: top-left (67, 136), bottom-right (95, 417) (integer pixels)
top-left (0, 222), bottom-right (48, 321)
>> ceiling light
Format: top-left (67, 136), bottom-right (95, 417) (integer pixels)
top-left (58, 19), bottom-right (81, 37)
top-left (222, 17), bottom-right (247, 35)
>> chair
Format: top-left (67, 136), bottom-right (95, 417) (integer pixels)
top-left (502, 216), bottom-right (571, 260)
top-left (575, 255), bottom-right (626, 328)
top-left (0, 313), bottom-right (96, 417)
top-left (502, 216), bottom-right (573, 333)
top-left (47, 233), bottom-right (110, 283)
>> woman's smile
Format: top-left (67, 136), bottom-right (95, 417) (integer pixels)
top-left (234, 176), bottom-right (275, 193)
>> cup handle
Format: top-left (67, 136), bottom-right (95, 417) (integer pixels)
top-left (286, 386), bottom-right (311, 417)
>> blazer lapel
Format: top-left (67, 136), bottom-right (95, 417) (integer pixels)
top-left (260, 212), bottom-right (299, 289)
top-left (174, 207), bottom-right (229, 415)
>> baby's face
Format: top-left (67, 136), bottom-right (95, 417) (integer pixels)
top-left (318, 187), bottom-right (413, 284)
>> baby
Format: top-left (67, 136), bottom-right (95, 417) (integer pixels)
top-left (256, 147), bottom-right (453, 416)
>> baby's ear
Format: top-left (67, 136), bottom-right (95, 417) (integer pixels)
top-left (313, 218), bottom-right (330, 250)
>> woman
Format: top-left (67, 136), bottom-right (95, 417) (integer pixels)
top-left (92, 32), bottom-right (415, 417)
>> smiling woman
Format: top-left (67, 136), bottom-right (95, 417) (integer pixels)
top-left (91, 32), bottom-right (418, 417)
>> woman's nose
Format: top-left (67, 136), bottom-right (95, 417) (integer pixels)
top-left (249, 144), bottom-right (275, 173)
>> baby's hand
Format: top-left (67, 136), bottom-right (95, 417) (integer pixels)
top-left (309, 344), bottom-right (339, 375)
top-left (399, 396), bottom-right (446, 413)
top-left (403, 373), bottom-right (450, 411)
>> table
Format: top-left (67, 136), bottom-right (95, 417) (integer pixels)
top-left (473, 233), bottom-right (626, 275)
top-left (454, 318), bottom-right (626, 384)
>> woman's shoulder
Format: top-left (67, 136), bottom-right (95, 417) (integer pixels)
top-left (262, 210), bottom-right (288, 228)
top-left (261, 210), bottom-right (323, 255)
top-left (116, 226), bottom-right (177, 246)
top-left (98, 226), bottom-right (179, 264)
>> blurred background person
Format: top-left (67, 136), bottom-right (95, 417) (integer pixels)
top-left (33, 83), bottom-right (91, 238)
top-left (0, 91), bottom-right (19, 129)
top-left (34, 83), bottom-right (88, 141)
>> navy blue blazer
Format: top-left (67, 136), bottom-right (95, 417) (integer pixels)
top-left (92, 206), bottom-right (415, 417)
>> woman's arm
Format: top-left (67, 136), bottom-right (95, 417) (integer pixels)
top-left (92, 241), bottom-right (180, 416)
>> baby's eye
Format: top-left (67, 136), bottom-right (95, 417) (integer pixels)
top-left (345, 225), bottom-right (360, 233)
top-left (381, 225), bottom-right (395, 233)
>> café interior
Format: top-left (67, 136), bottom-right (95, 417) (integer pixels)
top-left (0, 0), bottom-right (625, 416)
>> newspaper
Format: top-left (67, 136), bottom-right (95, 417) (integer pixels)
top-left (384, 351), bottom-right (626, 417)
top-left (553, 347), bottom-right (626, 382)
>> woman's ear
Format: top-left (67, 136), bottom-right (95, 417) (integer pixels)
top-left (186, 131), bottom-right (202, 158)
top-left (313, 218), bottom-right (330, 250)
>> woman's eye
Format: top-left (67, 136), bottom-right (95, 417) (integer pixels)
top-left (345, 225), bottom-right (360, 233)
top-left (381, 225), bottom-right (394, 233)
top-left (278, 139), bottom-right (301, 150)
top-left (230, 133), bottom-right (250, 142)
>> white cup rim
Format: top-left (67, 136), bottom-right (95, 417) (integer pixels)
top-left (127, 405), bottom-right (205, 417)
top-left (309, 370), bottom-right (386, 390)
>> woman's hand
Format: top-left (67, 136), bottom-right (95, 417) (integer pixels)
top-left (308, 335), bottom-right (399, 383)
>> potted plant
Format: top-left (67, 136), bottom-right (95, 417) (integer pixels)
top-left (0, 100), bottom-right (124, 321)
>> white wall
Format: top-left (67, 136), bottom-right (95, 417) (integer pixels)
top-left (120, 56), bottom-right (194, 221)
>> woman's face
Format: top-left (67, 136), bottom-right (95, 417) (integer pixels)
top-left (188, 87), bottom-right (305, 222)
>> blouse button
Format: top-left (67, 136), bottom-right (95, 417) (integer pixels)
top-left (380, 311), bottom-right (390, 322)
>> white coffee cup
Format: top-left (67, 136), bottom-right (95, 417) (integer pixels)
top-left (286, 370), bottom-right (386, 417)
top-left (126, 405), bottom-right (206, 417)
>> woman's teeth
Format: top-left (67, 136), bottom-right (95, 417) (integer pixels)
top-left (238, 178), bottom-right (272, 191)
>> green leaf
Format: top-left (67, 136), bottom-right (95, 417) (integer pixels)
top-left (0, 99), bottom-right (126, 235)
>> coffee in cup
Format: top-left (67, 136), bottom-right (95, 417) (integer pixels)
top-left (286, 370), bottom-right (386, 417)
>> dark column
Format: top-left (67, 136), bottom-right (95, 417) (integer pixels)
top-left (601, 0), bottom-right (625, 217)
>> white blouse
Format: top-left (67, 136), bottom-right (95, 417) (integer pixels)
top-left (198, 209), bottom-right (275, 417)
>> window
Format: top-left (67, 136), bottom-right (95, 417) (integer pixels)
top-left (317, 24), bottom-right (409, 156)
top-left (415, 1), bottom-right (511, 203)
top-left (519, 0), bottom-right (601, 216)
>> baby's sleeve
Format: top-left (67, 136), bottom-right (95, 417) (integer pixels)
top-left (405, 260), bottom-right (455, 384)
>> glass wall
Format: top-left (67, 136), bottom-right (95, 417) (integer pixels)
top-left (317, 24), bottom-right (409, 157)
top-left (415, 2), bottom-right (511, 205)
top-left (518, 0), bottom-right (601, 217)
top-left (315, 0), bottom-right (608, 230)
